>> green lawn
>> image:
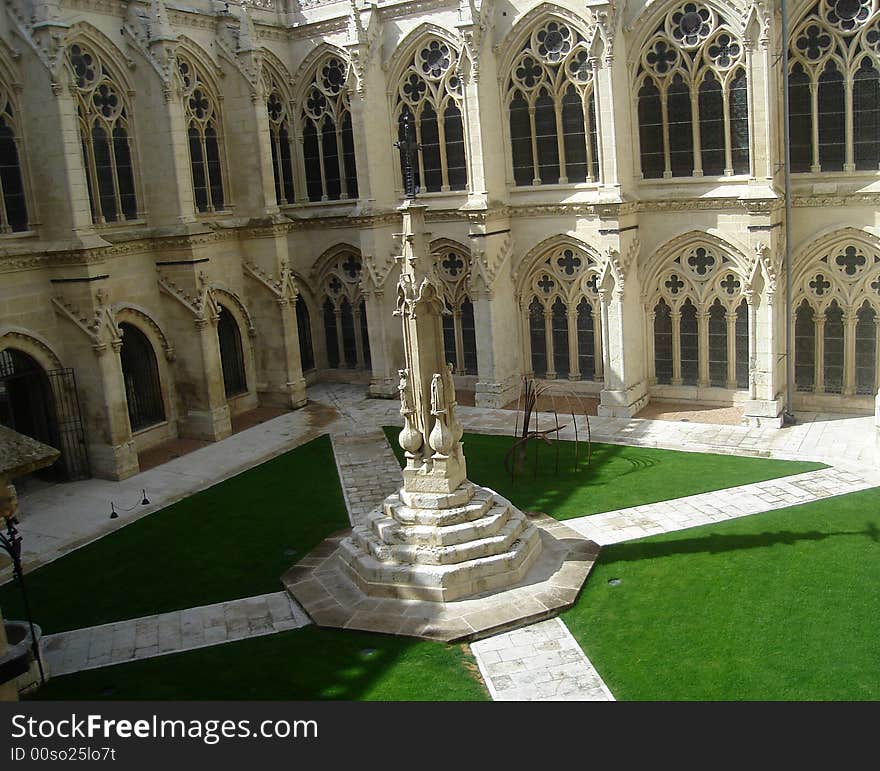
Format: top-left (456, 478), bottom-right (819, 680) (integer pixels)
top-left (28, 626), bottom-right (488, 701)
top-left (382, 426), bottom-right (824, 520)
top-left (564, 486), bottom-right (880, 700)
top-left (0, 435), bottom-right (350, 634)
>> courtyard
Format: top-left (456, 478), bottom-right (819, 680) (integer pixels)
top-left (2, 383), bottom-right (878, 701)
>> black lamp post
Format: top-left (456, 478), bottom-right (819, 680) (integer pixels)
top-left (395, 110), bottom-right (420, 200)
top-left (0, 515), bottom-right (45, 685)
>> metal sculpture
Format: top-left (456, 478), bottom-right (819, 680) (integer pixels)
top-left (504, 377), bottom-right (592, 480)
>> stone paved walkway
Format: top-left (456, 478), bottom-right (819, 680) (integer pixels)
top-left (10, 382), bottom-right (880, 700)
top-left (43, 592), bottom-right (310, 677)
top-left (564, 466), bottom-right (873, 545)
top-left (331, 429), bottom-right (402, 526)
top-left (470, 617), bottom-right (613, 701)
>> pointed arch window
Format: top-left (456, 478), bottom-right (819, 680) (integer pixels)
top-left (0, 83), bottom-right (28, 232)
top-left (522, 244), bottom-right (603, 381)
top-left (178, 55), bottom-right (226, 213)
top-left (794, 300), bottom-right (817, 391)
top-left (433, 246), bottom-right (478, 376)
top-left (266, 77), bottom-right (295, 205)
top-left (636, 5), bottom-right (750, 179)
top-left (788, 1), bottom-right (880, 172)
top-left (649, 251), bottom-right (750, 389)
top-left (653, 299), bottom-right (674, 384)
top-left (119, 323), bottom-right (164, 431)
top-left (506, 20), bottom-right (600, 187)
top-left (320, 251), bottom-right (370, 369)
top-left (395, 39), bottom-right (468, 193)
top-left (68, 43), bottom-right (139, 223)
top-left (855, 302), bottom-right (877, 394)
top-left (302, 56), bottom-right (357, 202)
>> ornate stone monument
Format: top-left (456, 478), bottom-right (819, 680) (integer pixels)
top-left (284, 117), bottom-right (597, 641)
top-left (336, 202), bottom-right (543, 602)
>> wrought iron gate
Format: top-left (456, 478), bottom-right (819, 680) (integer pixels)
top-left (46, 368), bottom-right (90, 481)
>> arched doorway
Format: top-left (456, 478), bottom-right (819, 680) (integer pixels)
top-left (218, 306), bottom-right (248, 398)
top-left (119, 323), bottom-right (166, 431)
top-left (0, 348), bottom-right (62, 479)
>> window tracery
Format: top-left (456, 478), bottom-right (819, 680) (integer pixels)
top-left (178, 54), bottom-right (226, 213)
top-left (788, 0), bottom-right (880, 172)
top-left (649, 245), bottom-right (749, 388)
top-left (636, 3), bottom-right (750, 179)
top-left (522, 243), bottom-right (602, 381)
top-left (69, 42), bottom-right (139, 223)
top-left (395, 38), bottom-right (467, 193)
top-left (506, 20), bottom-right (600, 187)
top-left (0, 81), bottom-right (28, 232)
top-left (433, 244), bottom-right (477, 374)
top-left (793, 239), bottom-right (880, 395)
top-left (320, 251), bottom-right (370, 369)
top-left (301, 56), bottom-right (357, 202)
top-left (265, 73), bottom-right (295, 205)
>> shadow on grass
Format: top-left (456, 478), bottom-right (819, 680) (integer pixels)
top-left (600, 522), bottom-right (880, 565)
top-left (380, 425), bottom-right (825, 522)
top-left (0, 434), bottom-right (350, 634)
top-left (29, 627), bottom-right (489, 702)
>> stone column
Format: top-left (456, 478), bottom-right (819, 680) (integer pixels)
top-left (567, 308), bottom-right (580, 381)
top-left (697, 310), bottom-right (710, 388)
top-left (362, 277), bottom-right (400, 398)
top-left (276, 296), bottom-right (308, 408)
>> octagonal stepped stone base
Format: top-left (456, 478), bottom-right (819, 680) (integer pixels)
top-left (282, 514), bottom-right (599, 643)
top-left (339, 484), bottom-right (542, 602)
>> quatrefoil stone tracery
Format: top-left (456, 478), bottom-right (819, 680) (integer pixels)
top-left (537, 275), bottom-right (555, 294)
top-left (441, 252), bottom-right (465, 278)
top-left (810, 273), bottom-right (832, 296)
top-left (556, 250), bottom-right (583, 276)
top-left (665, 274), bottom-right (685, 294)
top-left (341, 255), bottom-right (362, 279)
top-left (720, 274), bottom-right (741, 295)
top-left (835, 246), bottom-right (867, 276)
top-left (686, 248), bottom-right (716, 277)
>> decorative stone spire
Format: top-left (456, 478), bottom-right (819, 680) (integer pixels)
top-left (235, 0), bottom-right (259, 54)
top-left (393, 201), bottom-right (466, 495)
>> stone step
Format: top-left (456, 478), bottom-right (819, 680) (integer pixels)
top-left (368, 503), bottom-right (512, 547)
top-left (385, 488), bottom-right (495, 527)
top-left (396, 481), bottom-right (477, 510)
top-left (358, 510), bottom-right (530, 566)
top-left (337, 523), bottom-right (543, 602)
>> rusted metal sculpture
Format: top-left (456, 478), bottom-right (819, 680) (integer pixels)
top-left (505, 377), bottom-right (592, 480)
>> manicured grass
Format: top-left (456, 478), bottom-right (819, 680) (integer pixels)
top-left (28, 626), bottom-right (488, 701)
top-left (564, 487), bottom-right (880, 700)
top-left (0, 435), bottom-right (349, 634)
top-left (382, 426), bottom-right (824, 520)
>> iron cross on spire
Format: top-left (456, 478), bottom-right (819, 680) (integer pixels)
top-left (395, 110), bottom-right (421, 200)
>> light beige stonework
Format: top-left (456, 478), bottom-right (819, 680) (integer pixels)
top-left (0, 0), bottom-right (880, 483)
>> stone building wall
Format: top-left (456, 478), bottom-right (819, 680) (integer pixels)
top-left (0, 0), bottom-right (878, 479)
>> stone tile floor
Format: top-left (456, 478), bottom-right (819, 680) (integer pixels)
top-left (43, 592), bottom-right (310, 677)
top-left (7, 382), bottom-right (880, 700)
top-left (470, 617), bottom-right (614, 701)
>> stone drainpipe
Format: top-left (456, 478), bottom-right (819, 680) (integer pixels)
top-left (0, 426), bottom-right (60, 701)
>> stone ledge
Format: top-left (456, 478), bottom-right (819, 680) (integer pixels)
top-left (281, 514), bottom-right (599, 643)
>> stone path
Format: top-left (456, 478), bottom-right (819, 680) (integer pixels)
top-left (42, 592), bottom-right (310, 677)
top-left (10, 382), bottom-right (880, 700)
top-left (331, 429), bottom-right (402, 526)
top-left (564, 466), bottom-right (874, 546)
top-left (470, 617), bottom-right (613, 701)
